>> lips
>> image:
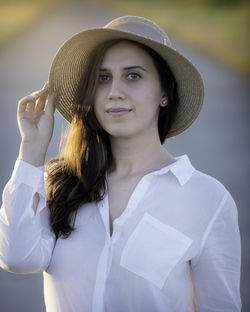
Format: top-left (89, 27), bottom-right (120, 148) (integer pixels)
top-left (106, 107), bottom-right (132, 116)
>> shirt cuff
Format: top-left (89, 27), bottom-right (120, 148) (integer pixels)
top-left (11, 158), bottom-right (45, 191)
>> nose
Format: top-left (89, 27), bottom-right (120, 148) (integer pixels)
top-left (107, 79), bottom-right (125, 101)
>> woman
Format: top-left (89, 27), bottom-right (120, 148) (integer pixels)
top-left (0, 16), bottom-right (241, 312)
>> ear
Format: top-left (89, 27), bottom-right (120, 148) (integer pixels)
top-left (160, 90), bottom-right (167, 99)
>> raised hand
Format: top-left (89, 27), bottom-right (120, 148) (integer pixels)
top-left (17, 82), bottom-right (57, 166)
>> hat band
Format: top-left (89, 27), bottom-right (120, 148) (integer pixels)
top-left (104, 19), bottom-right (172, 47)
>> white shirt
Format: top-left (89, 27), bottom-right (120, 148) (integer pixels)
top-left (0, 155), bottom-right (241, 312)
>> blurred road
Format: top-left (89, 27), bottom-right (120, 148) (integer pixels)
top-left (0, 0), bottom-right (249, 311)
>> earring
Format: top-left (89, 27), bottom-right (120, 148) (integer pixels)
top-left (160, 98), bottom-right (168, 107)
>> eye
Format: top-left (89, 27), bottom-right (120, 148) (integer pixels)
top-left (98, 74), bottom-right (110, 83)
top-left (127, 72), bottom-right (141, 81)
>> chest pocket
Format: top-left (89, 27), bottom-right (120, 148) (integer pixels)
top-left (120, 213), bottom-right (192, 289)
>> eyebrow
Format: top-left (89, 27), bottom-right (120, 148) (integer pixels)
top-left (99, 66), bottom-right (147, 72)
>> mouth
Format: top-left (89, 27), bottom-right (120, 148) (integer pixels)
top-left (106, 108), bottom-right (132, 116)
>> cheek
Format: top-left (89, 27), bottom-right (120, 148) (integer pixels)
top-left (92, 102), bottom-right (110, 132)
top-left (138, 106), bottom-right (160, 127)
top-left (134, 81), bottom-right (161, 103)
top-left (93, 86), bottom-right (108, 114)
top-left (134, 89), bottom-right (161, 117)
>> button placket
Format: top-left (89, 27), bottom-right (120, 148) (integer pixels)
top-left (91, 240), bottom-right (112, 312)
top-left (92, 197), bottom-right (113, 312)
top-left (93, 173), bottom-right (159, 311)
top-left (97, 194), bottom-right (112, 243)
top-left (106, 243), bottom-right (113, 277)
top-left (110, 174), bottom-right (156, 244)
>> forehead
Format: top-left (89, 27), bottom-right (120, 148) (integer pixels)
top-left (101, 40), bottom-right (155, 68)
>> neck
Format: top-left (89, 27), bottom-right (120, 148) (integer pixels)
top-left (109, 130), bottom-right (175, 177)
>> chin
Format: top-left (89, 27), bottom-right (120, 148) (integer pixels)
top-left (105, 127), bottom-right (136, 139)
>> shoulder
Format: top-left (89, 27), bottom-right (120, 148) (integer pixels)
top-left (167, 155), bottom-right (235, 210)
top-left (177, 155), bottom-right (232, 204)
top-left (186, 168), bottom-right (237, 215)
top-left (192, 167), bottom-right (229, 195)
top-left (182, 169), bottom-right (239, 239)
top-left (191, 169), bottom-right (228, 194)
top-left (173, 155), bottom-right (230, 199)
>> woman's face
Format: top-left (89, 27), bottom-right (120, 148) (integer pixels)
top-left (93, 40), bottom-right (165, 139)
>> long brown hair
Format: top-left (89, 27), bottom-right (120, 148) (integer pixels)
top-left (45, 39), bottom-right (179, 239)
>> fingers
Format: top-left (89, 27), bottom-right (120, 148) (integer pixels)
top-left (18, 82), bottom-right (51, 114)
top-left (26, 101), bottom-right (36, 111)
top-left (18, 94), bottom-right (39, 113)
top-left (35, 84), bottom-right (49, 111)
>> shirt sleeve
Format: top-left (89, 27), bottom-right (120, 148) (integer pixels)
top-left (0, 159), bottom-right (56, 274)
top-left (191, 192), bottom-right (242, 311)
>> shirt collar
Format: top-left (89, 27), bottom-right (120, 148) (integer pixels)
top-left (150, 154), bottom-right (195, 186)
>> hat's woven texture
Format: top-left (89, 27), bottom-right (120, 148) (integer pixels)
top-left (49, 16), bottom-right (204, 138)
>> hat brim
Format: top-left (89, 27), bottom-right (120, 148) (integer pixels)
top-left (48, 27), bottom-right (204, 138)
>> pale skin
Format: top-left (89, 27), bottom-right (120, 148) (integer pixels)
top-left (94, 41), bottom-right (175, 235)
top-left (18, 82), bottom-right (56, 166)
top-left (17, 40), bottom-right (176, 236)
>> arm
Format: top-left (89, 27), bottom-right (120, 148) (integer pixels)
top-left (0, 159), bottom-right (56, 274)
top-left (191, 192), bottom-right (242, 312)
top-left (0, 82), bottom-right (57, 273)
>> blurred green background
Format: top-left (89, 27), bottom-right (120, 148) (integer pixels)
top-left (1, 0), bottom-right (249, 76)
top-left (0, 0), bottom-right (64, 46)
top-left (98, 0), bottom-right (250, 77)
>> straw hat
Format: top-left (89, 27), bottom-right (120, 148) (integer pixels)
top-left (48, 16), bottom-right (204, 138)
